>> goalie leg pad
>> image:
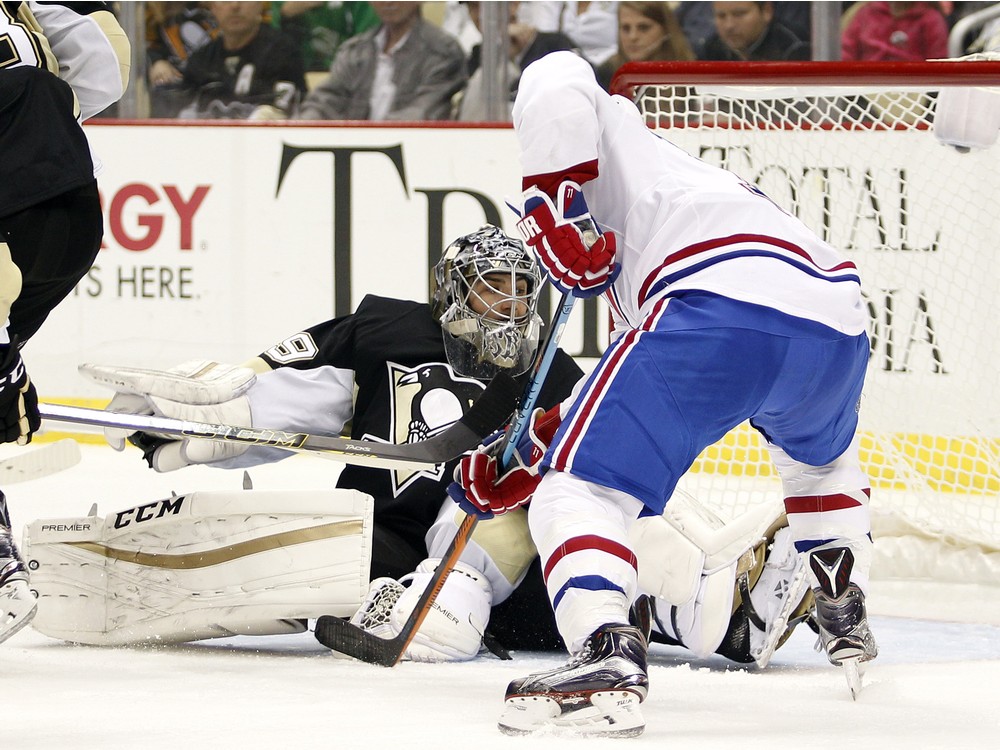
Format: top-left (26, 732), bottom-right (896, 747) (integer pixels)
top-left (351, 558), bottom-right (492, 662)
top-left (657, 561), bottom-right (739, 659)
top-left (630, 491), bottom-right (785, 605)
top-left (629, 512), bottom-right (706, 606)
top-left (23, 488), bottom-right (373, 645)
top-left (633, 490), bottom-right (789, 658)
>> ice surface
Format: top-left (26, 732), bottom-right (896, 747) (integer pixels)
top-left (3, 442), bottom-right (999, 750)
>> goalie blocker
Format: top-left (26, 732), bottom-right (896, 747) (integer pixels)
top-left (24, 488), bottom-right (373, 645)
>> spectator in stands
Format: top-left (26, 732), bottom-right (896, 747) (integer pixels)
top-left (596, 2), bottom-right (694, 92)
top-left (271, 1), bottom-right (380, 72)
top-left (841, 2), bottom-right (949, 61)
top-left (146, 1), bottom-right (218, 117)
top-left (299, 1), bottom-right (466, 120)
top-left (179, 1), bottom-right (306, 119)
top-left (676, 0), bottom-right (810, 58)
top-left (455, 0), bottom-right (580, 121)
top-left (517, 1), bottom-right (620, 66)
top-left (701, 1), bottom-right (810, 61)
top-left (441, 0), bottom-right (483, 56)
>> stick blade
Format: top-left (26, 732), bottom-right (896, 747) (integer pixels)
top-left (461, 371), bottom-right (521, 439)
top-left (0, 439), bottom-right (82, 485)
top-left (314, 616), bottom-right (403, 667)
top-left (315, 515), bottom-right (481, 665)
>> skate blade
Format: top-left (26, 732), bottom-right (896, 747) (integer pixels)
top-left (0, 583), bottom-right (38, 645)
top-left (498, 690), bottom-right (644, 737)
top-left (842, 656), bottom-right (864, 700)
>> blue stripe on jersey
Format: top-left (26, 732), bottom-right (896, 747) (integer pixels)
top-left (644, 249), bottom-right (861, 306)
top-left (551, 575), bottom-right (627, 611)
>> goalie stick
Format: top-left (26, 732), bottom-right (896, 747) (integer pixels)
top-left (37, 372), bottom-right (520, 471)
top-left (314, 292), bottom-right (577, 665)
top-left (0, 439), bottom-right (82, 484)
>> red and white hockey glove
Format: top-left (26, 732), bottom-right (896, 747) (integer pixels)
top-left (447, 405), bottom-right (562, 519)
top-left (516, 181), bottom-right (619, 298)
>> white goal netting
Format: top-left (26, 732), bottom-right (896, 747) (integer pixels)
top-left (612, 60), bottom-right (1000, 583)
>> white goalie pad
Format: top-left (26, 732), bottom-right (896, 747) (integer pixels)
top-left (629, 491), bottom-right (784, 606)
top-left (631, 493), bottom-right (786, 658)
top-left (23, 489), bottom-right (373, 646)
top-left (629, 510), bottom-right (705, 606)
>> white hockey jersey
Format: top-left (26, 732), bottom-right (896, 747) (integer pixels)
top-left (512, 52), bottom-right (867, 337)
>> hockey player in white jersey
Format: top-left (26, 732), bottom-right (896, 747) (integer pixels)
top-left (0, 1), bottom-right (129, 644)
top-left (453, 50), bottom-right (877, 736)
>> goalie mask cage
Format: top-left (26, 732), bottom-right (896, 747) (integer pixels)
top-left (610, 60), bottom-right (1000, 584)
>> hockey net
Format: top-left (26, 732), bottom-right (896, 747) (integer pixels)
top-left (611, 60), bottom-right (1000, 584)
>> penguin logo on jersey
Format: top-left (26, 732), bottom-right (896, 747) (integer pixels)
top-left (365, 362), bottom-right (485, 496)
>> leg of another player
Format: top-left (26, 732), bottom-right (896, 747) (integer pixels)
top-left (769, 440), bottom-right (878, 689)
top-left (0, 491), bottom-right (36, 643)
top-left (0, 183), bottom-right (103, 645)
top-left (497, 471), bottom-right (648, 738)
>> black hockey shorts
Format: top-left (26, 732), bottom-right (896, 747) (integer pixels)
top-left (0, 181), bottom-right (103, 342)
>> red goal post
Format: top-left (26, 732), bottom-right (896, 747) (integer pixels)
top-left (609, 60), bottom-right (1000, 584)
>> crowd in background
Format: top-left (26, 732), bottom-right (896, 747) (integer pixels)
top-left (129, 1), bottom-right (998, 121)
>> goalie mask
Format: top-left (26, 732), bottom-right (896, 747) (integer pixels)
top-left (432, 225), bottom-right (542, 379)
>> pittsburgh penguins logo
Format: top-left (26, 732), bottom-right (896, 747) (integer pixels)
top-left (364, 362), bottom-right (485, 496)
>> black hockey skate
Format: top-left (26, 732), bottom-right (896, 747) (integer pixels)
top-left (0, 492), bottom-right (36, 644)
top-left (809, 546), bottom-right (878, 699)
top-left (498, 624), bottom-right (648, 737)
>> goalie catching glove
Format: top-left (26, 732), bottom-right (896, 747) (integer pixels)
top-left (349, 558), bottom-right (492, 662)
top-left (517, 180), bottom-right (618, 298)
top-left (79, 360), bottom-right (257, 472)
top-left (447, 404), bottom-right (562, 519)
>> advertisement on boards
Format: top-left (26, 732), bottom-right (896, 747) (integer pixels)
top-left (28, 124), bottom-right (608, 401)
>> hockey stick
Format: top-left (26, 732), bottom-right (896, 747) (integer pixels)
top-left (37, 372), bottom-right (520, 472)
top-left (0, 439), bottom-right (82, 484)
top-left (314, 292), bottom-right (576, 665)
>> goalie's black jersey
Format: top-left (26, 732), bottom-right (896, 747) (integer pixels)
top-left (0, 2), bottom-right (93, 217)
top-left (258, 294), bottom-right (584, 553)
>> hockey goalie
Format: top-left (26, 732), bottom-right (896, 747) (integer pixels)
top-left (23, 224), bottom-right (810, 663)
